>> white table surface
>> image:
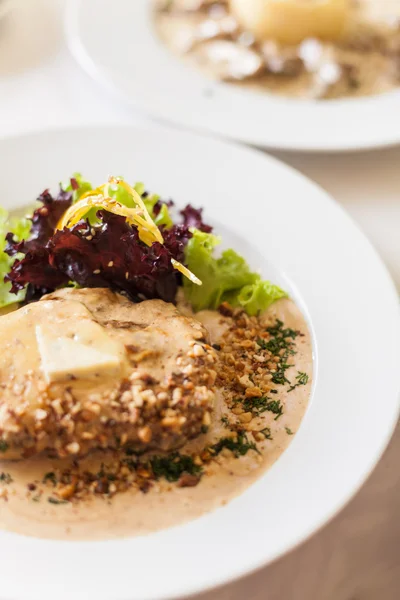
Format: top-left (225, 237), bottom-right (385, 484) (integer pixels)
top-left (1, 1), bottom-right (399, 599)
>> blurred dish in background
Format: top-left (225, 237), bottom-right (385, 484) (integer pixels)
top-left (66, 0), bottom-right (400, 151)
top-left (0, 0), bottom-right (13, 22)
top-left (154, 0), bottom-right (400, 100)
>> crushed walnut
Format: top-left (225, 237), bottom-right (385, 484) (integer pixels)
top-left (20, 302), bottom-right (309, 505)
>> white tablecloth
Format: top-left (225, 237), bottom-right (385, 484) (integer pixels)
top-left (1, 1), bottom-right (399, 599)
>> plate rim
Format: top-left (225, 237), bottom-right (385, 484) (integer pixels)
top-left (65, 0), bottom-right (400, 153)
top-left (0, 125), bottom-right (398, 600)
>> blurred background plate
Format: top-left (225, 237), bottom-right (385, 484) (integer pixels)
top-left (66, 0), bottom-right (400, 152)
top-left (0, 0), bottom-right (13, 21)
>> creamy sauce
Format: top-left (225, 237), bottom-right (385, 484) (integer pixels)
top-left (0, 298), bottom-right (312, 540)
top-left (153, 0), bottom-right (400, 99)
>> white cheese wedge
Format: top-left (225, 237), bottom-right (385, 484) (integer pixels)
top-left (36, 325), bottom-right (122, 383)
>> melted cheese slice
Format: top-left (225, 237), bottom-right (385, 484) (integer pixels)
top-left (230, 0), bottom-right (349, 44)
top-left (36, 324), bottom-right (122, 383)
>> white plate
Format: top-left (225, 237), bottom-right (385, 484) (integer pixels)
top-left (0, 125), bottom-right (398, 600)
top-left (66, 0), bottom-right (400, 152)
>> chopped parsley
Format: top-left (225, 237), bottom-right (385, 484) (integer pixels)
top-left (209, 432), bottom-right (259, 458)
top-left (236, 396), bottom-right (283, 419)
top-left (271, 364), bottom-right (291, 386)
top-left (125, 446), bottom-right (145, 457)
top-left (220, 416), bottom-right (230, 428)
top-left (288, 371), bottom-right (309, 392)
top-left (264, 399), bottom-right (283, 419)
top-left (285, 427), bottom-right (294, 435)
top-left (43, 472), bottom-right (57, 486)
top-left (0, 441), bottom-right (9, 453)
top-left (0, 472), bottom-right (12, 484)
top-left (48, 497), bottom-right (68, 505)
top-left (123, 457), bottom-right (138, 472)
top-left (260, 320), bottom-right (299, 386)
top-left (256, 337), bottom-right (268, 350)
top-left (149, 453), bottom-right (202, 483)
top-left (266, 319), bottom-right (298, 342)
top-left (95, 464), bottom-right (118, 481)
top-left (259, 427), bottom-right (272, 440)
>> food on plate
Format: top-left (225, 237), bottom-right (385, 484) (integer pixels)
top-left (0, 288), bottom-right (216, 460)
top-left (230, 0), bottom-right (348, 45)
top-left (153, 0), bottom-right (400, 99)
top-left (0, 174), bottom-right (312, 540)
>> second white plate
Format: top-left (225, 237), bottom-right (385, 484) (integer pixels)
top-left (66, 0), bottom-right (400, 152)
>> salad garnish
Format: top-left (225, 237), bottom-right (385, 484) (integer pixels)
top-left (57, 177), bottom-right (201, 285)
top-left (1, 174), bottom-right (287, 313)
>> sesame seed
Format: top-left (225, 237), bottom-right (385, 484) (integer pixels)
top-left (108, 261), bottom-right (114, 267)
top-left (93, 269), bottom-right (101, 275)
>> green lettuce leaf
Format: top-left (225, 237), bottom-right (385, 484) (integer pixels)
top-left (63, 172), bottom-right (93, 203)
top-left (229, 279), bottom-right (287, 316)
top-left (0, 208), bottom-right (31, 309)
top-left (184, 229), bottom-right (287, 314)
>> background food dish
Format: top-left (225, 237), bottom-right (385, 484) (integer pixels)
top-left (0, 0), bottom-right (13, 21)
top-left (154, 0), bottom-right (400, 100)
top-left (66, 0), bottom-right (400, 151)
top-left (0, 125), bottom-right (398, 600)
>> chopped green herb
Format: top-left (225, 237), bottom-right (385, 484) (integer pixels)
top-left (0, 472), bottom-right (12, 484)
top-left (125, 446), bottom-right (145, 457)
top-left (297, 372), bottom-right (309, 385)
top-left (48, 497), bottom-right (68, 505)
top-left (256, 337), bottom-right (268, 350)
top-left (220, 416), bottom-right (230, 428)
top-left (123, 457), bottom-right (138, 472)
top-left (209, 432), bottom-right (260, 458)
top-left (201, 425), bottom-right (209, 434)
top-left (263, 320), bottom-right (299, 386)
top-left (285, 427), bottom-right (294, 435)
top-left (237, 396), bottom-right (283, 419)
top-left (43, 472), bottom-right (57, 486)
top-left (32, 494), bottom-right (41, 503)
top-left (266, 320), bottom-right (298, 341)
top-left (149, 453), bottom-right (202, 483)
top-left (265, 399), bottom-right (283, 419)
top-left (0, 441), bottom-right (9, 453)
top-left (271, 366), bottom-right (291, 386)
top-left (288, 371), bottom-right (309, 392)
top-left (259, 427), bottom-right (272, 440)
